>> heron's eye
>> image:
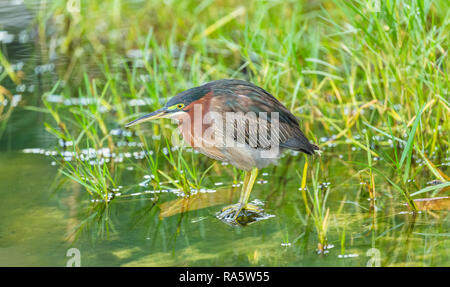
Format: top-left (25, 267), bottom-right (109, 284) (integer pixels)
top-left (177, 104), bottom-right (184, 109)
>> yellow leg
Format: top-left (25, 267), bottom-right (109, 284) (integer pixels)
top-left (219, 168), bottom-right (261, 221)
top-left (240, 167), bottom-right (258, 206)
top-left (238, 170), bottom-right (252, 202)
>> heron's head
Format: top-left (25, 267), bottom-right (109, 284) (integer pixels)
top-left (125, 85), bottom-right (209, 128)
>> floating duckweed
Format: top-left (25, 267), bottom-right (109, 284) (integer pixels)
top-left (338, 254), bottom-right (359, 258)
top-left (191, 216), bottom-right (207, 223)
top-left (427, 180), bottom-right (444, 186)
top-left (0, 30), bottom-right (14, 43)
top-left (317, 244), bottom-right (335, 255)
top-left (34, 63), bottom-right (55, 74)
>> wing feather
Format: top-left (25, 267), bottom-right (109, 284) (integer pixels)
top-left (208, 80), bottom-right (318, 154)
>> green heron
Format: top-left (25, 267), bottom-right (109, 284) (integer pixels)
top-left (126, 79), bottom-right (319, 222)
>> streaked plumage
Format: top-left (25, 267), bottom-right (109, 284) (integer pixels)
top-left (126, 79), bottom-right (319, 224)
top-left (172, 79), bottom-right (318, 170)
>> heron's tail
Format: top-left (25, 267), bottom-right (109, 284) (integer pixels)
top-left (281, 136), bottom-right (320, 156)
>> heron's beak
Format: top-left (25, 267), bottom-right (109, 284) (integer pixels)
top-left (125, 108), bottom-right (167, 128)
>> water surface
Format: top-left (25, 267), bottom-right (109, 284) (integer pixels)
top-left (0, 0), bottom-right (448, 267)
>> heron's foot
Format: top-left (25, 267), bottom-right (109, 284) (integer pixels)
top-left (217, 203), bottom-right (263, 222)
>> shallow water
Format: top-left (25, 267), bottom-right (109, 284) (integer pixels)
top-left (0, 1), bottom-right (449, 267)
top-left (1, 148), bottom-right (448, 266)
